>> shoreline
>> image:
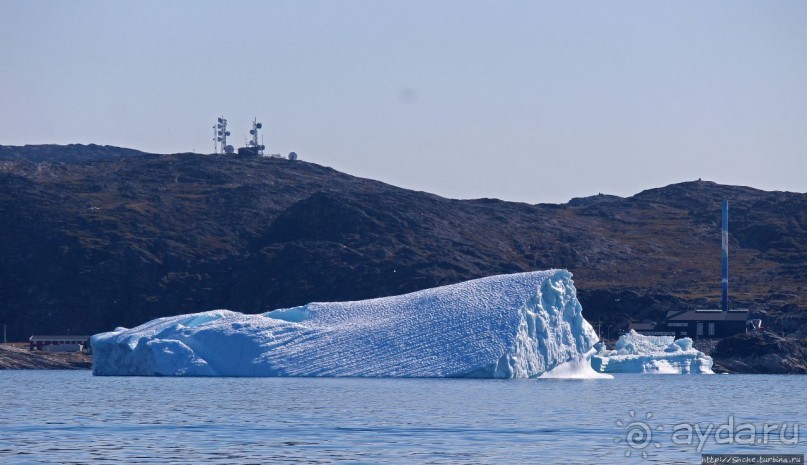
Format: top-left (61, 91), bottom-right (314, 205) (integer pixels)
top-left (0, 344), bottom-right (92, 370)
top-left (2, 341), bottom-right (803, 375)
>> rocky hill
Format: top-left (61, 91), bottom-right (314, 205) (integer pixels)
top-left (1, 145), bottom-right (805, 365)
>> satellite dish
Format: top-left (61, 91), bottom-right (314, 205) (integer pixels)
top-left (224, 145), bottom-right (235, 154)
top-left (249, 129), bottom-right (256, 135)
top-left (288, 152), bottom-right (298, 161)
top-left (256, 123), bottom-right (263, 129)
top-left (225, 131), bottom-right (231, 136)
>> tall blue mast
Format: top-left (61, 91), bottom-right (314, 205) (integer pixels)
top-left (721, 200), bottom-right (729, 312)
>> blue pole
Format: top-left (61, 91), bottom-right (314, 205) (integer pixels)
top-left (721, 200), bottom-right (729, 312)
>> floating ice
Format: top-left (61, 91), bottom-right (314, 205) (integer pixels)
top-left (590, 330), bottom-right (714, 374)
top-left (538, 348), bottom-right (613, 379)
top-left (91, 270), bottom-right (602, 378)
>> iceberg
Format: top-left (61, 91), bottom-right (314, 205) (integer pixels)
top-left (591, 330), bottom-right (714, 374)
top-left (91, 270), bottom-right (605, 378)
top-left (538, 348), bottom-right (613, 379)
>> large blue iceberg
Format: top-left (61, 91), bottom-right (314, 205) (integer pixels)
top-left (91, 270), bottom-right (605, 378)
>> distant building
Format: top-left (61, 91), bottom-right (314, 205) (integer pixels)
top-left (632, 309), bottom-right (749, 339)
top-left (29, 335), bottom-right (90, 352)
top-left (664, 309), bottom-right (749, 338)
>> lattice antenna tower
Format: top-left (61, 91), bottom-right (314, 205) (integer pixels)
top-left (247, 118), bottom-right (265, 156)
top-left (213, 117), bottom-right (232, 154)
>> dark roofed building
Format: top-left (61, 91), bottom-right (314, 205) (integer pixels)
top-left (664, 309), bottom-right (749, 338)
top-left (29, 335), bottom-right (91, 352)
top-left (630, 309), bottom-right (749, 339)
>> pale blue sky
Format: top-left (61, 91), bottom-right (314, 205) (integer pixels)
top-left (1, 1), bottom-right (805, 203)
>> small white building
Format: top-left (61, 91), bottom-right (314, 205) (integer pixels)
top-left (29, 335), bottom-right (90, 352)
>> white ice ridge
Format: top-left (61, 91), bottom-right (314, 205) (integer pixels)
top-left (590, 330), bottom-right (714, 374)
top-left (91, 270), bottom-right (602, 378)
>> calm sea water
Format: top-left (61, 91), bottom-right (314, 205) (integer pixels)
top-left (0, 371), bottom-right (804, 464)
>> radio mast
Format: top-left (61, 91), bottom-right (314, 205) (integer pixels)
top-left (247, 118), bottom-right (265, 156)
top-left (213, 117), bottom-right (232, 154)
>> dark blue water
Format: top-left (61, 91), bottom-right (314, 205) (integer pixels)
top-left (0, 371), bottom-right (803, 464)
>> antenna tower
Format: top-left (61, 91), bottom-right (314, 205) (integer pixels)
top-left (247, 118), bottom-right (266, 156)
top-left (213, 117), bottom-right (231, 154)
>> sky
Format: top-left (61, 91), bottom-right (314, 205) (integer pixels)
top-left (1, 1), bottom-right (805, 204)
